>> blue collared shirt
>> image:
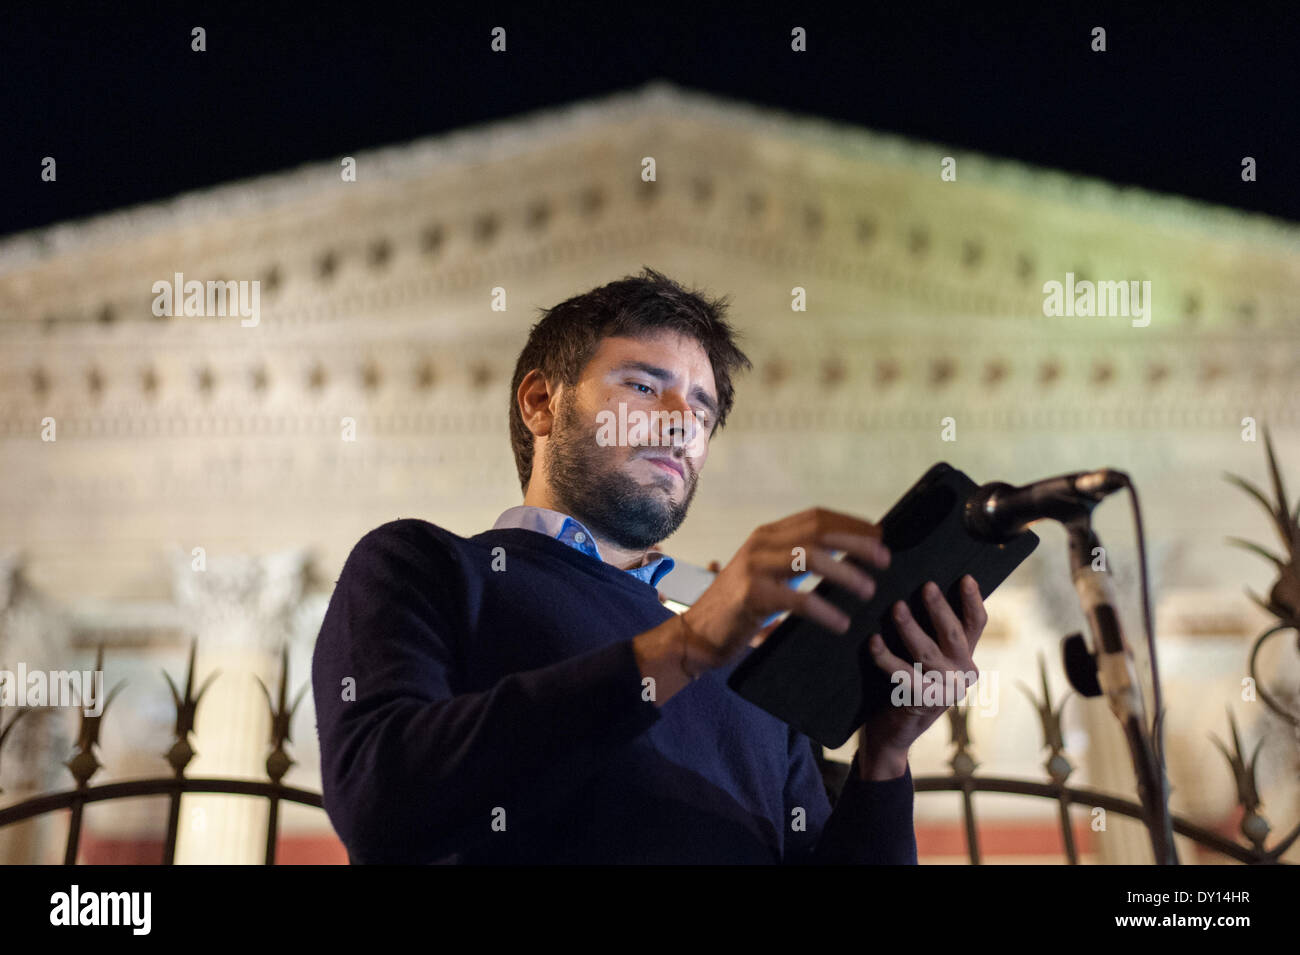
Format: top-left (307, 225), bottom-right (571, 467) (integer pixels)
top-left (491, 505), bottom-right (676, 588)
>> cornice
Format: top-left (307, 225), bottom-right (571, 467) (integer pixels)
top-left (2, 80), bottom-right (1297, 274)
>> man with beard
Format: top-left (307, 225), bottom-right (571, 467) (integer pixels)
top-left (312, 267), bottom-right (988, 864)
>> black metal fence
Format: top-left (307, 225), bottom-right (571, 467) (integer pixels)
top-left (0, 642), bottom-right (319, 865)
top-left (2, 639), bottom-right (1296, 864)
top-left (816, 657), bottom-right (1298, 866)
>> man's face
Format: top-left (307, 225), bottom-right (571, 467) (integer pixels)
top-left (543, 331), bottom-right (718, 551)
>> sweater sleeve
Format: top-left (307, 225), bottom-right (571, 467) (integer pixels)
top-left (783, 732), bottom-right (918, 865)
top-left (311, 522), bottom-right (662, 862)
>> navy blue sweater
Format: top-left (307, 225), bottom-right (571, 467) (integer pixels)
top-left (311, 519), bottom-right (917, 864)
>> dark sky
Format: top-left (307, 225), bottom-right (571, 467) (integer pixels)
top-left (4, 2), bottom-right (1298, 238)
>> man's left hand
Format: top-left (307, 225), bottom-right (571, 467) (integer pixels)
top-left (856, 574), bottom-right (988, 780)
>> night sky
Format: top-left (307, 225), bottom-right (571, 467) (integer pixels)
top-left (4, 2), bottom-right (1298, 237)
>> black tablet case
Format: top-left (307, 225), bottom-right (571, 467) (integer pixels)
top-left (726, 462), bottom-right (1039, 748)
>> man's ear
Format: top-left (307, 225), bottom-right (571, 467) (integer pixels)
top-left (517, 369), bottom-right (558, 438)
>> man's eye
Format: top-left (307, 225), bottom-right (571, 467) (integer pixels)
top-left (629, 382), bottom-right (654, 395)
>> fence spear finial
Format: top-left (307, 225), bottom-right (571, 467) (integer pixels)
top-left (255, 644), bottom-right (309, 785)
top-left (162, 637), bottom-right (219, 777)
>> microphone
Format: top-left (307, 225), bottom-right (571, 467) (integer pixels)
top-left (964, 469), bottom-right (1128, 542)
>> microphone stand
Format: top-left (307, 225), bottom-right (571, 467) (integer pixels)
top-left (1064, 517), bottom-right (1178, 864)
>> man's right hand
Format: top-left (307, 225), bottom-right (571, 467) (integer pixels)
top-left (633, 507), bottom-right (890, 706)
top-left (680, 507), bottom-right (891, 673)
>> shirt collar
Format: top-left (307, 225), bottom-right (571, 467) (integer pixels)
top-left (491, 505), bottom-right (675, 587)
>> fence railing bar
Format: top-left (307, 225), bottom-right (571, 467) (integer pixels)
top-left (1056, 791), bottom-right (1079, 865)
top-left (162, 790), bottom-right (182, 865)
top-left (63, 795), bottom-right (84, 866)
top-left (0, 778), bottom-right (323, 830)
top-left (914, 775), bottom-right (1269, 864)
top-left (959, 783), bottom-right (980, 865)
top-left (265, 795), bottom-right (280, 866)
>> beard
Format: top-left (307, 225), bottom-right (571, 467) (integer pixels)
top-left (543, 391), bottom-right (698, 551)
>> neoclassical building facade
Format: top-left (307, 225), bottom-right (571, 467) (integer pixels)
top-left (1, 82), bottom-right (1297, 863)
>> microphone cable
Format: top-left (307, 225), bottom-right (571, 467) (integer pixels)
top-left (1119, 473), bottom-right (1167, 773)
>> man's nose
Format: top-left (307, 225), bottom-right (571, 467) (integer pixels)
top-left (655, 393), bottom-right (702, 450)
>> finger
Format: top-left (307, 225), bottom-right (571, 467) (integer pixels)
top-left (891, 598), bottom-right (945, 668)
top-left (803, 546), bottom-right (878, 601)
top-left (959, 574), bottom-right (989, 652)
top-left (792, 507), bottom-right (880, 540)
top-left (920, 580), bottom-right (970, 659)
top-left (784, 589), bottom-right (853, 634)
top-left (752, 574), bottom-right (849, 630)
top-left (774, 508), bottom-right (883, 555)
top-left (865, 632), bottom-right (915, 686)
top-left (819, 531), bottom-right (891, 571)
top-left (747, 540), bottom-right (882, 598)
top-left (745, 548), bottom-right (809, 582)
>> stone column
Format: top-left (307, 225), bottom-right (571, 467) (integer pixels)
top-left (167, 547), bottom-right (310, 865)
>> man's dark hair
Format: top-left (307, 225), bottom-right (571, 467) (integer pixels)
top-left (508, 267), bottom-right (753, 493)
